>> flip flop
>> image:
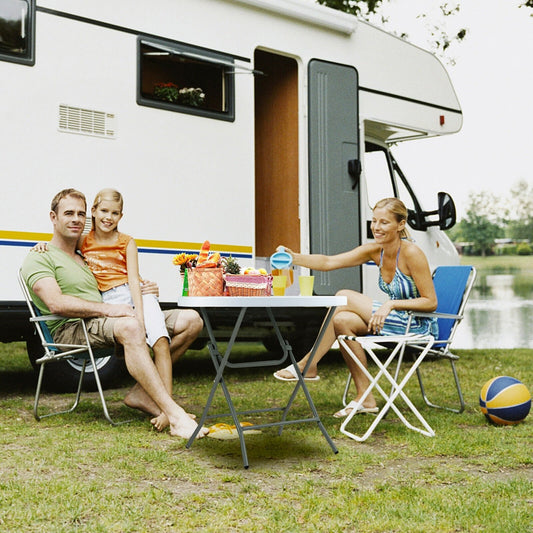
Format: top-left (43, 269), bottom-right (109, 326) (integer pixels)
top-left (207, 422), bottom-right (262, 440)
top-left (333, 401), bottom-right (379, 419)
top-left (273, 364), bottom-right (320, 382)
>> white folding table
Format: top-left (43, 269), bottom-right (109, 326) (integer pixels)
top-left (178, 295), bottom-right (346, 468)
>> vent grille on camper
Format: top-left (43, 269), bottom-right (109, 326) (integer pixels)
top-left (58, 104), bottom-right (116, 139)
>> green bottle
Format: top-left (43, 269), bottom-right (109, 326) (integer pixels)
top-left (182, 268), bottom-right (189, 296)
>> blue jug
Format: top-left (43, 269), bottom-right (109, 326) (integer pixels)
top-left (270, 247), bottom-right (293, 270)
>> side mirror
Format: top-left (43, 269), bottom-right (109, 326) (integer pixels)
top-left (406, 192), bottom-right (457, 231)
top-left (437, 192), bottom-right (456, 230)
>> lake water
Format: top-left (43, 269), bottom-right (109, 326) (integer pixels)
top-left (454, 271), bottom-right (533, 349)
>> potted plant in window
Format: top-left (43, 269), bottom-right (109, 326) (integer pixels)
top-left (154, 83), bottom-right (205, 107)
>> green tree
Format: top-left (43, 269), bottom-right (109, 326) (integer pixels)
top-left (317, 1), bottom-right (532, 59)
top-left (461, 191), bottom-right (503, 256)
top-left (316, 0), bottom-right (383, 16)
top-left (504, 180), bottom-right (533, 242)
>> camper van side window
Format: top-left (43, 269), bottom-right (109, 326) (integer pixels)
top-left (364, 146), bottom-right (395, 208)
top-left (137, 39), bottom-right (235, 122)
top-left (0, 0), bottom-right (35, 65)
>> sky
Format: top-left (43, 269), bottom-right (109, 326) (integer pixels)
top-left (370, 0), bottom-right (533, 218)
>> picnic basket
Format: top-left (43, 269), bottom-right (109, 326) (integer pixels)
top-left (187, 268), bottom-right (224, 296)
top-left (225, 274), bottom-right (273, 296)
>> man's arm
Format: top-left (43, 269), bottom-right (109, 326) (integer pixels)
top-left (33, 276), bottom-right (135, 318)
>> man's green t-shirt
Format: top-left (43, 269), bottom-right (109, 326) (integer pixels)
top-left (21, 245), bottom-right (103, 334)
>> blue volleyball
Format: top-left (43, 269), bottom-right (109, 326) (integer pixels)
top-left (479, 376), bottom-right (531, 425)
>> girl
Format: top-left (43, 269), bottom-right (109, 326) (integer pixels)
top-left (273, 197), bottom-right (438, 418)
top-left (81, 188), bottom-right (175, 430)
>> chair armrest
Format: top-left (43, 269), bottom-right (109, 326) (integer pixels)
top-left (410, 311), bottom-right (462, 320)
top-left (30, 314), bottom-right (70, 322)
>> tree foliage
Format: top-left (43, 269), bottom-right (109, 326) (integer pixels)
top-left (504, 180), bottom-right (533, 242)
top-left (317, 0), bottom-right (532, 61)
top-left (316, 0), bottom-right (383, 17)
top-left (460, 191), bottom-right (503, 256)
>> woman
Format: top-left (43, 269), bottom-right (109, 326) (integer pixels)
top-left (273, 198), bottom-right (438, 418)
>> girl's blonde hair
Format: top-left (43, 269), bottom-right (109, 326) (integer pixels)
top-left (373, 197), bottom-right (411, 240)
top-left (91, 188), bottom-right (124, 230)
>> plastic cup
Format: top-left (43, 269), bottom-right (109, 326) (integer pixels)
top-left (298, 275), bottom-right (315, 296)
top-left (271, 268), bottom-right (294, 287)
top-left (272, 275), bottom-right (287, 296)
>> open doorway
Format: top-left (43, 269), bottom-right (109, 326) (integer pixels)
top-left (254, 49), bottom-right (299, 258)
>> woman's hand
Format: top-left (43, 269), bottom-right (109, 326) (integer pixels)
top-left (140, 279), bottom-right (159, 298)
top-left (276, 245), bottom-right (295, 257)
top-left (367, 301), bottom-right (393, 334)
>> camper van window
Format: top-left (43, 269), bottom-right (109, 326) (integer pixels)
top-left (364, 143), bottom-right (416, 214)
top-left (364, 146), bottom-right (395, 208)
top-left (137, 39), bottom-right (235, 122)
top-left (0, 0), bottom-right (34, 65)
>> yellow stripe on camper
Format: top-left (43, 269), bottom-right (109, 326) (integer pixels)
top-left (0, 230), bottom-right (53, 242)
top-left (134, 239), bottom-right (252, 255)
top-left (0, 230), bottom-right (253, 258)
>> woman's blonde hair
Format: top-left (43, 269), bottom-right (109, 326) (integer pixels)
top-left (373, 197), bottom-right (411, 240)
top-left (91, 188), bottom-right (123, 230)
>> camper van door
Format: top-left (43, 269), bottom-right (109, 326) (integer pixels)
top-left (308, 59), bottom-right (361, 295)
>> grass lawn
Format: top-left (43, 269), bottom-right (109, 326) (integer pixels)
top-left (0, 342), bottom-right (532, 532)
top-left (460, 254), bottom-right (533, 274)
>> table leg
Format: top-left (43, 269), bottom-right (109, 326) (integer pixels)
top-left (188, 304), bottom-right (339, 467)
top-left (277, 306), bottom-right (339, 454)
top-left (186, 307), bottom-right (252, 467)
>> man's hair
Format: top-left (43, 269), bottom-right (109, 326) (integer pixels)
top-left (50, 189), bottom-right (87, 213)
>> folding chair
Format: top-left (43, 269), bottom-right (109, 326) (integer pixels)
top-left (409, 265), bottom-right (476, 413)
top-left (18, 269), bottom-right (128, 425)
top-left (337, 265), bottom-right (476, 441)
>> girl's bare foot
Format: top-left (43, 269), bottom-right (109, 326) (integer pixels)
top-left (150, 411), bottom-right (197, 432)
top-left (151, 412), bottom-right (168, 431)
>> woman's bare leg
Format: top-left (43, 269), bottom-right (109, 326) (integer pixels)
top-left (274, 289), bottom-right (373, 379)
top-left (333, 310), bottom-right (377, 415)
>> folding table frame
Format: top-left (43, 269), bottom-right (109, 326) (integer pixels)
top-left (179, 295), bottom-right (346, 468)
top-left (337, 333), bottom-right (435, 442)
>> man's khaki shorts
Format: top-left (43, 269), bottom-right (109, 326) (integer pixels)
top-left (53, 309), bottom-right (181, 354)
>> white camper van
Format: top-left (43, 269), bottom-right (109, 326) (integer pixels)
top-left (1, 0), bottom-right (460, 389)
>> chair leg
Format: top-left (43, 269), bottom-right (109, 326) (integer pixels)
top-left (86, 351), bottom-right (131, 426)
top-left (34, 360), bottom-right (86, 421)
top-left (342, 374), bottom-right (352, 407)
top-left (34, 357), bottom-right (132, 425)
top-left (416, 359), bottom-right (465, 414)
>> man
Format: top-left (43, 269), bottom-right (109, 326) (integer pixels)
top-left (21, 188), bottom-right (208, 439)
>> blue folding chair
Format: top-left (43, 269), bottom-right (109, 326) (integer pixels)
top-left (18, 269), bottom-right (129, 425)
top-left (411, 265), bottom-right (476, 413)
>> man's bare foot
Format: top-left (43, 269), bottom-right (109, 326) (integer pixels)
top-left (150, 411), bottom-right (197, 432)
top-left (168, 410), bottom-right (209, 440)
top-left (124, 383), bottom-right (160, 417)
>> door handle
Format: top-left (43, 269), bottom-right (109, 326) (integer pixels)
top-left (347, 159), bottom-right (361, 190)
